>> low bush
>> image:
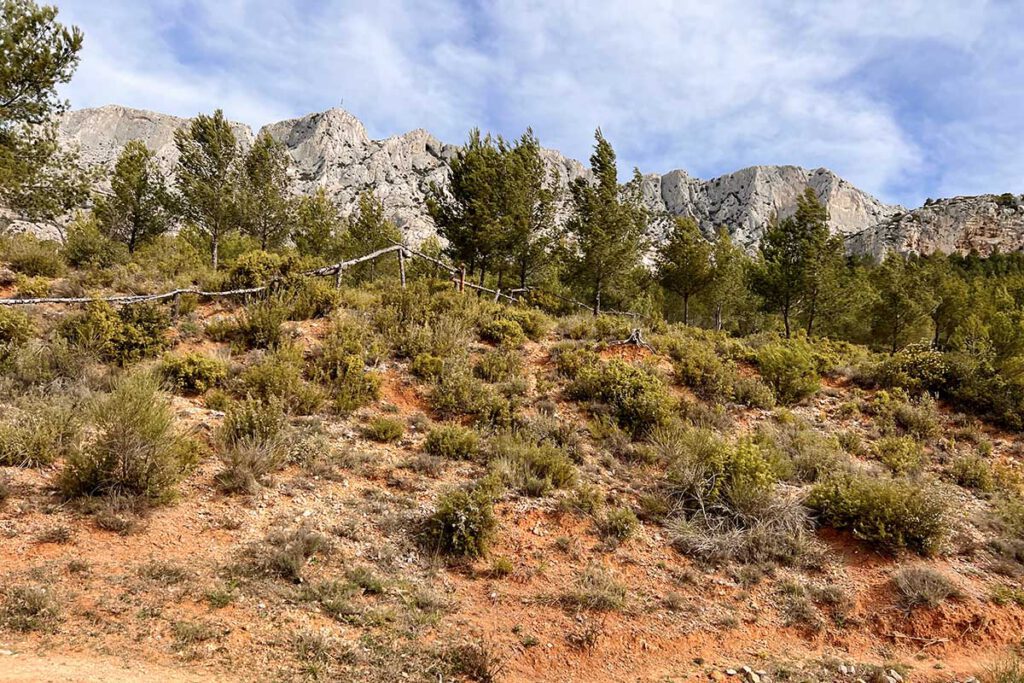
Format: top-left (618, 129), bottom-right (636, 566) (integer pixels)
top-left (63, 219), bottom-right (127, 269)
top-left (216, 435), bottom-right (288, 494)
top-left (480, 318), bottom-right (526, 347)
top-left (410, 353), bottom-right (444, 380)
top-left (425, 424), bottom-right (479, 460)
top-left (568, 359), bottom-right (673, 436)
top-left (58, 300), bottom-right (169, 364)
top-left (756, 338), bottom-right (820, 404)
top-left (488, 432), bottom-right (576, 496)
top-left (160, 352), bottom-right (228, 395)
top-left (225, 250), bottom-right (291, 289)
top-left (364, 417), bottom-right (404, 443)
top-left (245, 522), bottom-right (330, 583)
top-left (551, 343), bottom-right (600, 379)
top-left (871, 389), bottom-right (940, 440)
top-left (60, 373), bottom-right (196, 503)
top-left (754, 419), bottom-right (844, 484)
top-left (867, 343), bottom-right (948, 394)
top-left (950, 454), bottom-right (995, 492)
top-left (283, 277), bottom-right (340, 320)
top-left (474, 347), bottom-right (523, 383)
top-left (808, 473), bottom-right (948, 555)
top-left (732, 376), bottom-right (776, 409)
top-left (310, 315), bottom-right (383, 411)
top-left (425, 486), bottom-right (497, 557)
top-left (0, 307), bottom-right (33, 351)
top-left (0, 585), bottom-right (60, 632)
top-left (561, 565), bottom-right (627, 611)
top-left (2, 234), bottom-right (64, 277)
top-left (219, 396), bottom-right (288, 447)
top-left (892, 566), bottom-right (960, 608)
top-left (235, 345), bottom-right (324, 415)
top-left (596, 507), bottom-right (639, 544)
top-left (233, 294), bottom-right (290, 349)
top-left (501, 308), bottom-right (552, 341)
top-left (0, 399), bottom-right (80, 467)
top-left (874, 436), bottom-right (926, 475)
top-left (669, 339), bottom-right (736, 403)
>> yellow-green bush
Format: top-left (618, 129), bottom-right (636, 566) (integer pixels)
top-left (874, 435), bottom-right (926, 475)
top-left (2, 234), bottom-right (64, 277)
top-left (235, 345), bottom-right (324, 415)
top-left (474, 347), bottom-right (523, 383)
top-left (669, 339), bottom-right (736, 402)
top-left (808, 473), bottom-right (947, 555)
top-left (364, 417), bottom-right (404, 443)
top-left (568, 359), bottom-right (673, 436)
top-left (160, 352), bottom-right (228, 395)
top-left (310, 316), bottom-right (383, 412)
top-left (58, 300), bottom-right (169, 365)
top-left (479, 318), bottom-right (526, 347)
top-left (488, 432), bottom-right (576, 497)
top-left (756, 338), bottom-right (820, 404)
top-left (425, 424), bottom-right (479, 460)
top-left (424, 486), bottom-right (497, 557)
top-left (0, 400), bottom-right (80, 467)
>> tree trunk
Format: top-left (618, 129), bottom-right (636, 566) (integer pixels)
top-left (714, 303), bottom-right (723, 331)
top-left (682, 293), bottom-right (690, 326)
top-left (782, 300), bottom-right (791, 338)
top-left (593, 283), bottom-right (602, 316)
top-left (211, 234), bottom-right (219, 271)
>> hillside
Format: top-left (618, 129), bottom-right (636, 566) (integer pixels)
top-left (2, 249), bottom-right (1024, 682)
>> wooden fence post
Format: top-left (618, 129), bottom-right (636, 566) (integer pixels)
top-left (459, 265), bottom-right (466, 293)
top-left (399, 249), bottom-right (407, 288)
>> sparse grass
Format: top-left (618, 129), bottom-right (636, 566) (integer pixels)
top-left (561, 565), bottom-right (627, 611)
top-left (0, 398), bottom-right (80, 467)
top-left (985, 658), bottom-right (1024, 683)
top-left (244, 522), bottom-right (331, 583)
top-left (951, 453), bottom-right (996, 491)
top-left (892, 566), bottom-right (960, 608)
top-left (171, 620), bottom-right (219, 650)
top-left (445, 641), bottom-right (505, 683)
top-left (488, 432), bottom-right (576, 496)
top-left (138, 560), bottom-right (190, 584)
top-left (0, 585), bottom-right (60, 632)
top-left (219, 395), bottom-right (288, 446)
top-left (216, 434), bottom-right (287, 494)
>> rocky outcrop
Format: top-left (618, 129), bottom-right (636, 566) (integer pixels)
top-left (845, 194), bottom-right (1024, 257)
top-left (41, 105), bottom-right (1021, 257)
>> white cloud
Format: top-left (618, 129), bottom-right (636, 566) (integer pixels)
top-left (54, 0), bottom-right (1024, 207)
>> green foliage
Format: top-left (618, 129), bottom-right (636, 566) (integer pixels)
top-left (63, 214), bottom-right (128, 268)
top-left (561, 130), bottom-right (648, 314)
top-left (345, 190), bottom-right (402, 283)
top-left (808, 473), bottom-right (947, 555)
top-left (425, 486), bottom-right (497, 557)
top-left (2, 233), bottom-right (63, 276)
top-left (93, 140), bottom-right (173, 252)
top-left (216, 434), bottom-right (287, 495)
top-left (488, 432), bottom-right (576, 496)
top-left (0, 306), bottom-right (33, 348)
top-left (410, 353), bottom-right (444, 380)
top-left (225, 250), bottom-right (290, 289)
top-left (285, 276), bottom-right (340, 320)
top-left (874, 435), bottom-right (926, 475)
top-left (293, 188), bottom-right (347, 262)
top-left (756, 337), bottom-right (820, 404)
top-left (551, 343), bottom-right (600, 379)
top-left (950, 454), bottom-right (995, 492)
top-left (219, 396), bottom-right (287, 446)
top-left (480, 318), bottom-right (526, 347)
top-left (0, 398), bottom-right (79, 466)
top-left (237, 130), bottom-right (293, 250)
top-left (235, 344), bottom-right (323, 415)
top-left (474, 347), bottom-right (523, 383)
top-left (425, 424), bottom-right (479, 460)
top-left (58, 300), bottom-right (168, 364)
top-left (870, 389), bottom-right (940, 440)
top-left (596, 507), bottom-right (639, 544)
top-left (60, 373), bottom-right (195, 502)
top-left (310, 314), bottom-right (383, 411)
top-left (669, 338), bottom-right (737, 402)
top-left (870, 343), bottom-right (949, 393)
top-left (160, 352), bottom-right (227, 395)
top-left (233, 293), bottom-right (289, 349)
top-left (364, 417), bottom-right (404, 443)
top-left (1, 584), bottom-right (60, 632)
top-left (500, 307), bottom-right (552, 341)
top-left (731, 376), bottom-right (776, 409)
top-left (568, 359), bottom-right (673, 436)
top-left (656, 216), bottom-right (712, 324)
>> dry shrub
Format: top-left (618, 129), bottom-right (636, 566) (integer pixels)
top-left (892, 566), bottom-right (960, 608)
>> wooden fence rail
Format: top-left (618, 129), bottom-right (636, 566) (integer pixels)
top-left (0, 241), bottom-right (641, 319)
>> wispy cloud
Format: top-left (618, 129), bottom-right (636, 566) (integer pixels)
top-left (54, 0), bottom-right (1024, 207)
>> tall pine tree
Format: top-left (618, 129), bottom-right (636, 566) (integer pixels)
top-left (656, 216), bottom-right (712, 324)
top-left (238, 130), bottom-right (293, 251)
top-left (93, 140), bottom-right (173, 253)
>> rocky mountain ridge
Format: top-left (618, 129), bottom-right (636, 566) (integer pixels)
top-left (45, 105), bottom-right (1023, 256)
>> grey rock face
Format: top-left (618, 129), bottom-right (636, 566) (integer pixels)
top-left (45, 105), bottom-right (1019, 258)
top-left (845, 194), bottom-right (1024, 257)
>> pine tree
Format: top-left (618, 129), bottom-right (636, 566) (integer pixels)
top-left (173, 109), bottom-right (241, 270)
top-left (497, 129), bottom-right (556, 290)
top-left (562, 129), bottom-right (648, 315)
top-left (238, 130), bottom-right (293, 251)
top-left (871, 255), bottom-right (931, 353)
top-left (705, 226), bottom-right (749, 331)
top-left (346, 190), bottom-right (402, 282)
top-left (293, 188), bottom-right (346, 263)
top-left (0, 0), bottom-right (89, 232)
top-left (93, 140), bottom-right (173, 253)
top-left (922, 253), bottom-right (969, 348)
top-left (656, 216), bottom-right (712, 324)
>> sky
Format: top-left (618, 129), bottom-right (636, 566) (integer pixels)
top-left (52, 0), bottom-right (1024, 209)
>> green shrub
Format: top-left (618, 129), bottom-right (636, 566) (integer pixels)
top-left (60, 373), bottom-right (196, 502)
top-left (488, 432), bottom-right (576, 496)
top-left (868, 343), bottom-right (948, 393)
top-left (425, 424), bottom-right (479, 460)
top-left (219, 396), bottom-right (288, 447)
top-left (0, 400), bottom-right (80, 467)
top-left (808, 473), bottom-right (947, 555)
top-left (233, 294), bottom-right (290, 349)
top-left (2, 234), bottom-right (64, 277)
top-left (160, 352), bottom-right (228, 395)
top-left (58, 300), bottom-right (168, 364)
top-left (236, 345), bottom-right (324, 415)
top-left (874, 436), bottom-right (926, 475)
top-left (430, 359), bottom-right (497, 419)
top-left (425, 486), bottom-right (497, 557)
top-left (732, 376), bottom-right (776, 409)
top-left (63, 219), bottom-right (127, 269)
top-left (951, 454), bottom-right (995, 492)
top-left (13, 274), bottom-right (49, 298)
top-left (0, 585), bottom-right (60, 632)
top-left (0, 337), bottom-right (87, 390)
top-left (551, 343), bottom-right (600, 379)
top-left (480, 318), bottom-right (526, 347)
top-left (670, 340), bottom-right (736, 402)
top-left (756, 338), bottom-right (819, 404)
top-left (568, 359), bottom-right (673, 436)
top-left (285, 276), bottom-right (340, 320)
top-left (310, 315), bottom-right (383, 411)
top-left (0, 307), bottom-right (33, 348)
top-left (474, 347), bottom-right (523, 383)
top-left (871, 389), bottom-right (939, 440)
top-left (410, 353), bottom-right (444, 380)
top-left (596, 507), bottom-right (639, 544)
top-left (365, 417), bottom-right (404, 443)
top-left (225, 250), bottom-right (289, 289)
top-left (501, 308), bottom-right (552, 341)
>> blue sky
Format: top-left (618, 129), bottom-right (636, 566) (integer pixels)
top-left (53, 0), bottom-right (1024, 208)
